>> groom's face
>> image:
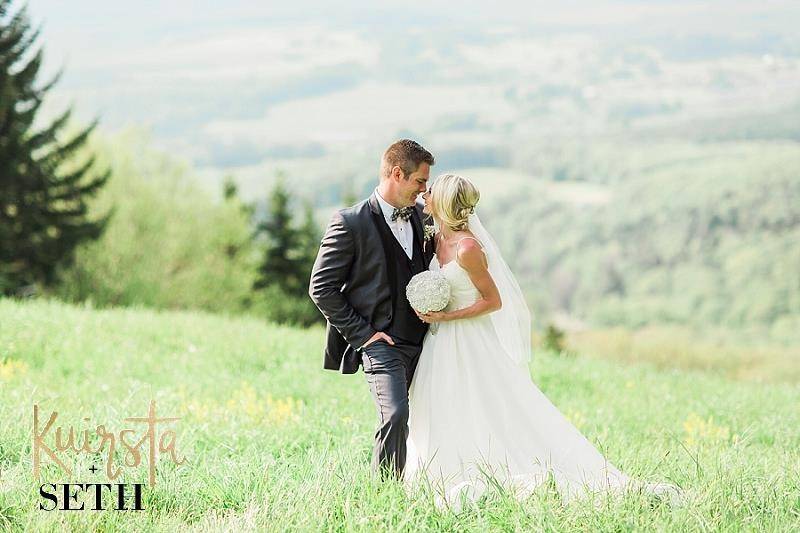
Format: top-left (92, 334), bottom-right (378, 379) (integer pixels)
top-left (396, 162), bottom-right (430, 207)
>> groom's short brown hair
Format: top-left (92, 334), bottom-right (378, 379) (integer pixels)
top-left (381, 139), bottom-right (435, 179)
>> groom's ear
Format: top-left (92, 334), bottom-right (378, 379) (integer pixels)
top-left (390, 165), bottom-right (406, 182)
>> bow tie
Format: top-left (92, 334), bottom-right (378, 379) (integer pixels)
top-left (391, 206), bottom-right (413, 222)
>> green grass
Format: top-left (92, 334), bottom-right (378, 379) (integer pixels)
top-left (1, 298), bottom-right (799, 531)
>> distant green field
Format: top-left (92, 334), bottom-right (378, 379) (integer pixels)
top-left (1, 299), bottom-right (798, 531)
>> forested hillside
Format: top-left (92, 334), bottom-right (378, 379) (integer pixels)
top-left (471, 141), bottom-right (799, 334)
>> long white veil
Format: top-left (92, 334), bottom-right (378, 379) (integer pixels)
top-left (467, 213), bottom-right (533, 368)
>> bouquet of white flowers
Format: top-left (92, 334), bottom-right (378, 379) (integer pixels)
top-left (406, 271), bottom-right (451, 333)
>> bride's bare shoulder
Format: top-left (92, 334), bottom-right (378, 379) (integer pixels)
top-left (456, 236), bottom-right (487, 269)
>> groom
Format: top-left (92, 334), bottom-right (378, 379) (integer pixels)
top-left (308, 139), bottom-right (436, 479)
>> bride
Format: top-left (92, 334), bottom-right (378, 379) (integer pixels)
top-left (403, 173), bottom-right (683, 511)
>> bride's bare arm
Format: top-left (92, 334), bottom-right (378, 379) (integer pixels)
top-left (417, 239), bottom-right (502, 323)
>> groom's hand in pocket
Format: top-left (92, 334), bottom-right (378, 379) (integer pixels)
top-left (362, 331), bottom-right (395, 349)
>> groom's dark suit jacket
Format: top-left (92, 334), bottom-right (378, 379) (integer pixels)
top-left (308, 192), bottom-right (435, 374)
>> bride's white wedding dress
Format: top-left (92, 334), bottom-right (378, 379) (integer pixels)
top-left (403, 234), bottom-right (682, 511)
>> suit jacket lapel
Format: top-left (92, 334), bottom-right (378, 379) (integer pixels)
top-left (368, 191), bottom-right (382, 216)
top-left (410, 208), bottom-right (423, 251)
top-left (369, 192), bottom-right (397, 308)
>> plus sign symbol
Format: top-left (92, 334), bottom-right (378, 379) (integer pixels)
top-left (89, 465), bottom-right (99, 474)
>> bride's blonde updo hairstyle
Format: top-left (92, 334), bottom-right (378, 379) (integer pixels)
top-left (430, 173), bottom-right (480, 231)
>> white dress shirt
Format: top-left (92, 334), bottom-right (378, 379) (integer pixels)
top-left (375, 188), bottom-right (414, 260)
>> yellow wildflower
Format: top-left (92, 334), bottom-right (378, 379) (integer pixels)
top-left (683, 412), bottom-right (730, 447)
top-left (0, 358), bottom-right (28, 380)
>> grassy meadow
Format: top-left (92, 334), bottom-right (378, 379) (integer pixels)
top-left (1, 298), bottom-right (799, 531)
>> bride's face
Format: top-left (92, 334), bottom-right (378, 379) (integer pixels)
top-left (422, 187), bottom-right (434, 216)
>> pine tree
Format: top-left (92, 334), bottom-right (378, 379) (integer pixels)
top-left (222, 174), bottom-right (238, 202)
top-left (251, 177), bottom-right (324, 326)
top-left (253, 177), bottom-right (304, 296)
top-left (0, 1), bottom-right (111, 295)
